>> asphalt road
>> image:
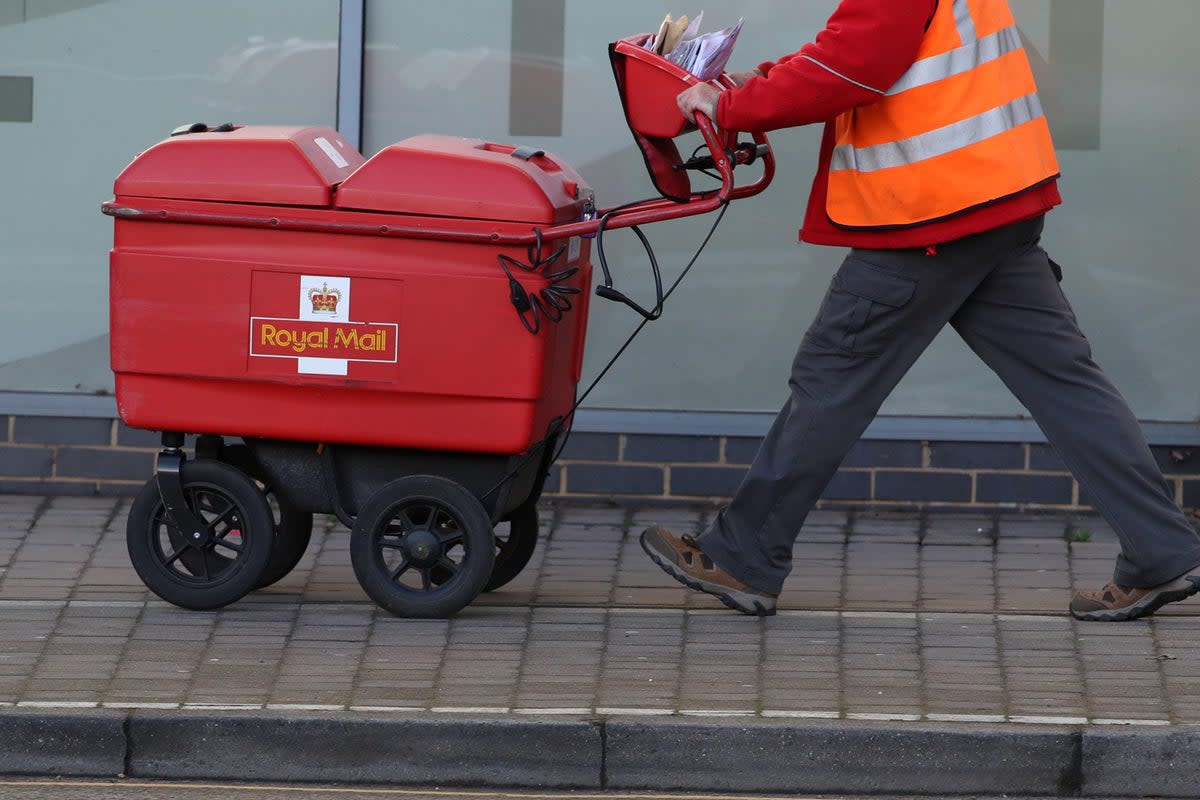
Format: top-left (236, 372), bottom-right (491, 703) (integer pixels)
top-left (0, 783), bottom-right (1131, 800)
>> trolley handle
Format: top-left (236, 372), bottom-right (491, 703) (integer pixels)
top-left (696, 113), bottom-right (736, 201)
top-left (540, 119), bottom-right (773, 243)
top-left (588, 112), bottom-right (731, 322)
top-left (677, 142), bottom-right (770, 173)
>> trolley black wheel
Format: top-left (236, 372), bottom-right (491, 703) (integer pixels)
top-left (349, 475), bottom-right (494, 619)
top-left (126, 459), bottom-right (274, 611)
top-left (482, 504), bottom-right (540, 592)
top-left (222, 444), bottom-right (314, 589)
top-left (430, 504), bottom-right (542, 591)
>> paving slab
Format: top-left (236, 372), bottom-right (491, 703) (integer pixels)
top-left (0, 495), bottom-right (1194, 794)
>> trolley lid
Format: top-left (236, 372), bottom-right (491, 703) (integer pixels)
top-left (334, 134), bottom-right (589, 225)
top-left (113, 125), bottom-right (364, 207)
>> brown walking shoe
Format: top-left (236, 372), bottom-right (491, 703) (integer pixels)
top-left (640, 525), bottom-right (777, 617)
top-left (1070, 572), bottom-right (1200, 621)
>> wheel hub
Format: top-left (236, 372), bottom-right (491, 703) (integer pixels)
top-left (404, 529), bottom-right (442, 567)
top-left (183, 513), bottom-right (239, 551)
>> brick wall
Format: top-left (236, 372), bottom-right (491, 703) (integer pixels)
top-left (4, 417), bottom-right (1200, 514)
top-left (0, 418), bottom-right (157, 497)
top-left (544, 432), bottom-right (1200, 514)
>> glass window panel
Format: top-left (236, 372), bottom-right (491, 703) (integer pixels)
top-left (0, 0), bottom-right (339, 394)
top-left (359, 1), bottom-right (1199, 423)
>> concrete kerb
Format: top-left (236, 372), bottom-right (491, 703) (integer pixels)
top-left (1082, 727), bottom-right (1200, 797)
top-left (2, 710), bottom-right (1200, 795)
top-left (125, 711), bottom-right (602, 787)
top-left (0, 709), bottom-right (126, 778)
top-left (606, 718), bottom-right (1081, 796)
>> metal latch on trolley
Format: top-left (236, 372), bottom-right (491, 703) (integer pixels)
top-left (510, 145), bottom-right (546, 161)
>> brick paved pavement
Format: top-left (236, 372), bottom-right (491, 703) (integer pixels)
top-left (0, 494), bottom-right (1196, 726)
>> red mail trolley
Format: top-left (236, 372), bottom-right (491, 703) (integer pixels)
top-left (103, 36), bottom-right (774, 618)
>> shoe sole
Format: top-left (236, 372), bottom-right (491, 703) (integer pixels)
top-left (1071, 575), bottom-right (1200, 622)
top-left (640, 533), bottom-right (776, 618)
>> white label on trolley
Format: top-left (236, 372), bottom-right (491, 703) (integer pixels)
top-left (296, 357), bottom-right (349, 376)
top-left (314, 136), bottom-right (350, 169)
top-left (298, 275), bottom-right (351, 375)
top-left (569, 237), bottom-right (581, 262)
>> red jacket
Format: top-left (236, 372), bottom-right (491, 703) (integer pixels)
top-left (715, 0), bottom-right (1060, 249)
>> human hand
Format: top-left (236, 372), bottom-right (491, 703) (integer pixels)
top-left (725, 68), bottom-right (764, 88)
top-left (676, 82), bottom-right (721, 126)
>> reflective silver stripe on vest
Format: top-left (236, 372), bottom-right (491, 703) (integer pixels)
top-left (954, 0), bottom-right (978, 44)
top-left (830, 92), bottom-right (1045, 173)
top-left (887, 25), bottom-right (1023, 95)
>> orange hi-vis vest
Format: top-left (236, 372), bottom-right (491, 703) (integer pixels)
top-left (826, 0), bottom-right (1060, 230)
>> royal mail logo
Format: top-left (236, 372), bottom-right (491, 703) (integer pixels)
top-left (248, 275), bottom-right (398, 378)
top-left (250, 318), bottom-right (398, 363)
top-left (307, 282), bottom-right (342, 315)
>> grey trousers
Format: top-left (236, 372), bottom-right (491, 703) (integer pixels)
top-left (698, 215), bottom-right (1200, 595)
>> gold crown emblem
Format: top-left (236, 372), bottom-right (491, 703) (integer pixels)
top-left (308, 282), bottom-right (342, 314)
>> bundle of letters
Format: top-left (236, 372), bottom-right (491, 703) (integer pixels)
top-left (643, 11), bottom-right (745, 82)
